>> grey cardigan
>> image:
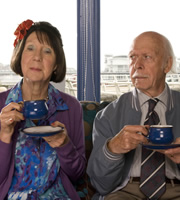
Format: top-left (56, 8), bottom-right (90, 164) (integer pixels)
top-left (87, 86), bottom-right (180, 199)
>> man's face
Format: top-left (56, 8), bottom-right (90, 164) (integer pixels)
top-left (129, 33), bottom-right (169, 97)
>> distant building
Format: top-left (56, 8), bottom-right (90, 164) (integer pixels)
top-left (0, 64), bottom-right (21, 88)
top-left (103, 55), bottom-right (180, 74)
top-left (66, 67), bottom-right (77, 74)
top-left (104, 55), bottom-right (129, 73)
top-left (176, 58), bottom-right (180, 73)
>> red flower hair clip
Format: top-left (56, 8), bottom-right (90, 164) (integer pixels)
top-left (14, 19), bottom-right (34, 47)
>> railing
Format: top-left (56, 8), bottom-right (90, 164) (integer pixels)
top-left (65, 74), bottom-right (180, 101)
top-left (65, 74), bottom-right (132, 101)
top-left (1, 73), bottom-right (180, 102)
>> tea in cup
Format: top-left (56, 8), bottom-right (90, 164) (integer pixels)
top-left (23, 99), bottom-right (48, 120)
top-left (149, 125), bottom-right (173, 144)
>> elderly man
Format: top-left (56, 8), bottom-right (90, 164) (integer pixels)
top-left (87, 31), bottom-right (180, 200)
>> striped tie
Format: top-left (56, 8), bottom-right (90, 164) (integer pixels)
top-left (140, 98), bottom-right (166, 200)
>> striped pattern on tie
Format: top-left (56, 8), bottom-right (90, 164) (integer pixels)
top-left (140, 98), bottom-right (166, 200)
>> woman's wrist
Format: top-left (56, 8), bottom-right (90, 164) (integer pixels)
top-left (0, 132), bottom-right (12, 143)
top-left (59, 136), bottom-right (70, 147)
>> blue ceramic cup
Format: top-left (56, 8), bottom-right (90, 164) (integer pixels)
top-left (23, 99), bottom-right (48, 120)
top-left (149, 125), bottom-right (174, 144)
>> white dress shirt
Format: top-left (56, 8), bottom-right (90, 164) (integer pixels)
top-left (130, 85), bottom-right (180, 179)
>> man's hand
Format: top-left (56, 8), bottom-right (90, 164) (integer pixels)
top-left (107, 125), bottom-right (149, 154)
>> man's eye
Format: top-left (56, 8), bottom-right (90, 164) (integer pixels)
top-left (144, 55), bottom-right (151, 59)
top-left (129, 55), bottom-right (136, 60)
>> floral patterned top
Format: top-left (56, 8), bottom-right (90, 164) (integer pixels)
top-left (6, 80), bottom-right (71, 200)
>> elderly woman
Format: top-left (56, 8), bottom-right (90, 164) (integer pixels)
top-left (0, 19), bottom-right (86, 199)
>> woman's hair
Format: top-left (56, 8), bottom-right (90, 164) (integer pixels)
top-left (11, 21), bottom-right (66, 82)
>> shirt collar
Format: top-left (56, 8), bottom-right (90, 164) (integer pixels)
top-left (47, 83), bottom-right (68, 111)
top-left (137, 84), bottom-right (168, 107)
top-left (5, 79), bottom-right (68, 111)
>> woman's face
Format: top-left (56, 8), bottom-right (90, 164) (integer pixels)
top-left (21, 32), bottom-right (56, 84)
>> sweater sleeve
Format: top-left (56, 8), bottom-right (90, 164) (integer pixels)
top-left (87, 109), bottom-right (126, 195)
top-left (55, 95), bottom-right (86, 183)
top-left (0, 141), bottom-right (13, 184)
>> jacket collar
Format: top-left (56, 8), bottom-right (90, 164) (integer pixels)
top-left (131, 83), bottom-right (174, 112)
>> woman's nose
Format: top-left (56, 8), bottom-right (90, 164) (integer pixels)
top-left (33, 50), bottom-right (42, 62)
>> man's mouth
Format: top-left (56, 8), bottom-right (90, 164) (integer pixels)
top-left (132, 73), bottom-right (149, 79)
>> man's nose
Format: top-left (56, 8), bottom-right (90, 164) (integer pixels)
top-left (133, 57), bottom-right (144, 70)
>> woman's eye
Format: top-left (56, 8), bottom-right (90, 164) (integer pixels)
top-left (26, 45), bottom-right (34, 51)
top-left (44, 48), bottom-right (52, 54)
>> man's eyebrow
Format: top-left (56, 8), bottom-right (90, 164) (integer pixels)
top-left (128, 51), bottom-right (134, 56)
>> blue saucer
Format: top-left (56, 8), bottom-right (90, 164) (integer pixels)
top-left (143, 143), bottom-right (180, 150)
top-left (22, 126), bottom-right (64, 137)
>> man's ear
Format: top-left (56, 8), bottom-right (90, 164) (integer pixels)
top-left (164, 57), bottom-right (173, 74)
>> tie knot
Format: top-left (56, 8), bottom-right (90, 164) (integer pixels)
top-left (148, 98), bottom-right (159, 112)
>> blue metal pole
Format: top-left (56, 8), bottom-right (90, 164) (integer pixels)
top-left (77, 0), bottom-right (100, 102)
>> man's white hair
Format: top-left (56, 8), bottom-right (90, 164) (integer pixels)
top-left (162, 35), bottom-right (176, 73)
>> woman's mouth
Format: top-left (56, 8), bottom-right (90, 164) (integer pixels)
top-left (30, 67), bottom-right (42, 71)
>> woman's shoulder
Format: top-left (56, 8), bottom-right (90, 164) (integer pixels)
top-left (49, 83), bottom-right (81, 108)
top-left (60, 91), bottom-right (81, 108)
top-left (0, 89), bottom-right (10, 108)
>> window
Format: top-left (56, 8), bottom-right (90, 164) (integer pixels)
top-left (0, 0), bottom-right (76, 92)
top-left (1, 1), bottom-right (180, 101)
top-left (101, 0), bottom-right (180, 101)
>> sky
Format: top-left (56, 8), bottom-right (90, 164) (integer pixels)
top-left (1, 0), bottom-right (180, 71)
top-left (0, 0), bottom-right (77, 67)
top-left (101, 0), bottom-right (180, 59)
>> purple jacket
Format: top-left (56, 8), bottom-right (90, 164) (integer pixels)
top-left (0, 88), bottom-right (86, 200)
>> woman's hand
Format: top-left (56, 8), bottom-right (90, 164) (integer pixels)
top-left (43, 121), bottom-right (69, 148)
top-left (0, 102), bottom-right (24, 143)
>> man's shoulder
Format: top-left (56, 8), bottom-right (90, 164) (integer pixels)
top-left (171, 89), bottom-right (180, 96)
top-left (170, 89), bottom-right (180, 102)
top-left (112, 91), bottom-right (133, 106)
top-left (99, 91), bottom-right (133, 115)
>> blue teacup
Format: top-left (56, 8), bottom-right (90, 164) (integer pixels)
top-left (23, 99), bottom-right (48, 120)
top-left (149, 125), bottom-right (174, 144)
